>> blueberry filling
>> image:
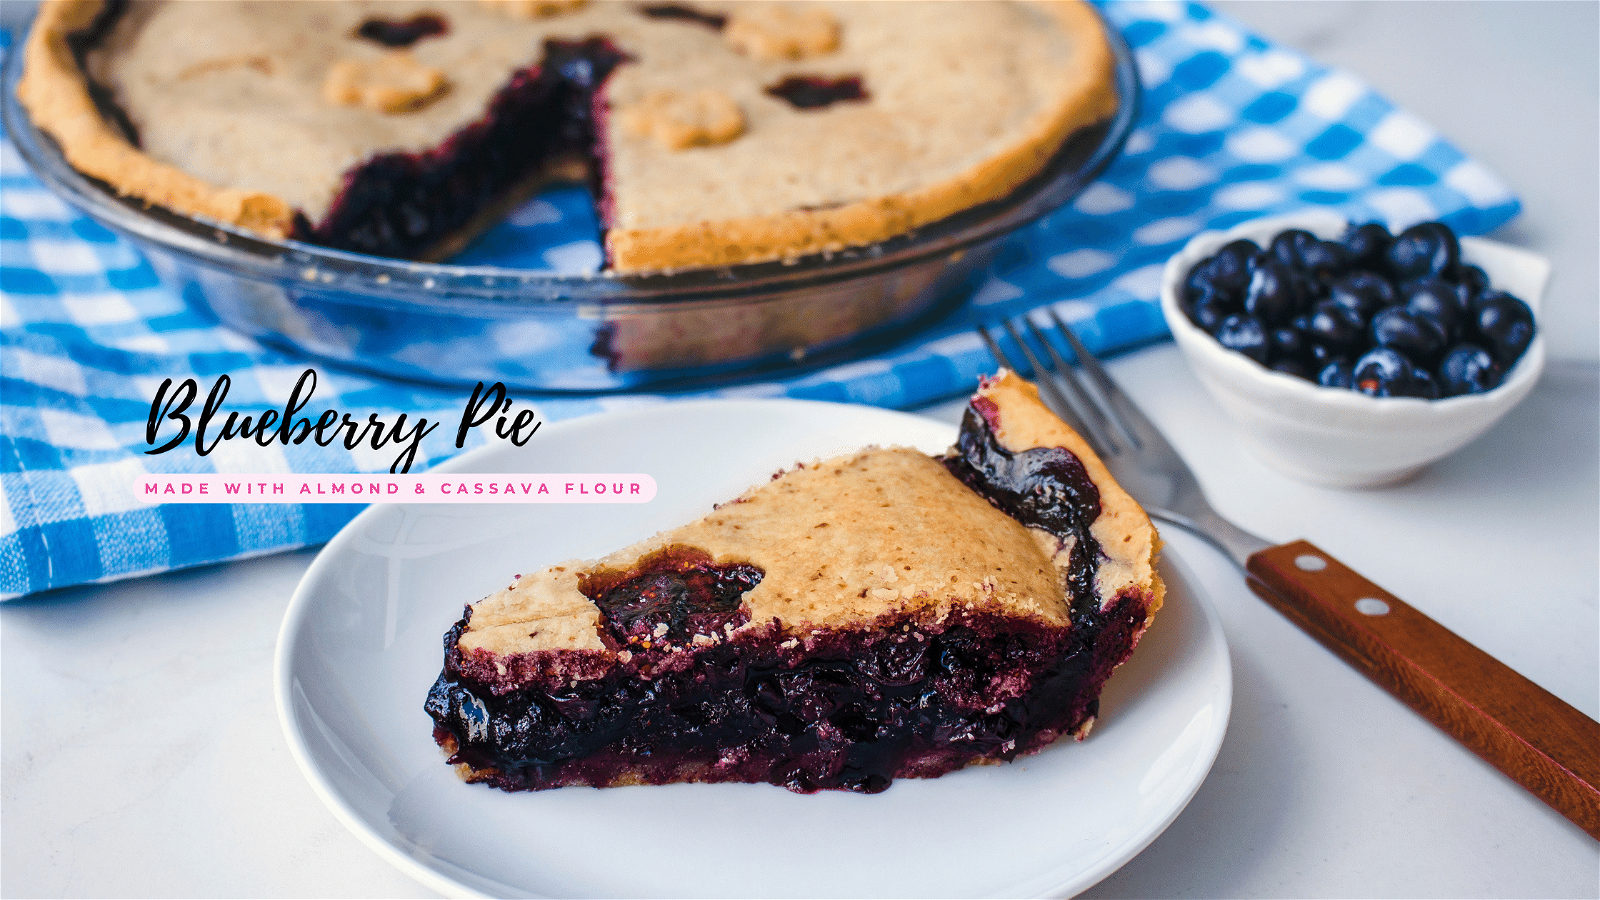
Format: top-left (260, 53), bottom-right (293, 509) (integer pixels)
top-left (587, 322), bottom-right (622, 373)
top-left (66, 0), bottom-right (141, 146)
top-left (427, 586), bottom-right (1147, 795)
top-left (355, 13), bottom-right (449, 48)
top-left (432, 613), bottom-right (1062, 793)
top-left (583, 547), bottom-right (759, 646)
top-left (637, 4), bottom-right (728, 30)
top-left (426, 412), bottom-right (1146, 794)
top-left (941, 400), bottom-right (1104, 625)
top-left (765, 76), bottom-right (869, 110)
top-left (299, 38), bottom-right (628, 259)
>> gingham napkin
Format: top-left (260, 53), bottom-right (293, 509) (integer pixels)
top-left (0, 1), bottom-right (1519, 599)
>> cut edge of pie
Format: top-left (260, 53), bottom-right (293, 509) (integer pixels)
top-left (602, 0), bottom-right (1120, 272)
top-left (16, 0), bottom-right (1118, 273)
top-left (424, 369), bottom-right (1162, 794)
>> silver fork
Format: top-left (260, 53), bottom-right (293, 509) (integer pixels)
top-left (978, 311), bottom-right (1600, 840)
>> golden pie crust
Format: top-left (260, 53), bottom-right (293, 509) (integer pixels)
top-left (457, 368), bottom-right (1161, 664)
top-left (17, 0), bottom-right (1117, 272)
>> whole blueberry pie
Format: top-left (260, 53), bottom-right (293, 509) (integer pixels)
top-left (424, 371), bottom-right (1163, 793)
top-left (17, 0), bottom-right (1116, 271)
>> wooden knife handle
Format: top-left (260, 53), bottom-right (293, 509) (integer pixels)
top-left (1246, 539), bottom-right (1600, 841)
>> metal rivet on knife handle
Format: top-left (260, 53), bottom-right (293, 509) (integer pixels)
top-left (1294, 554), bottom-right (1327, 572)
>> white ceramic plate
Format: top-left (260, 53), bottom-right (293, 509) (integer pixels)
top-left (275, 400), bottom-right (1232, 898)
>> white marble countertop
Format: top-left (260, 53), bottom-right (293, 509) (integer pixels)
top-left (3, 2), bottom-right (1598, 898)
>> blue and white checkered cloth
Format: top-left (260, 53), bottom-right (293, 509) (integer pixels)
top-left (0, 1), bottom-right (1519, 598)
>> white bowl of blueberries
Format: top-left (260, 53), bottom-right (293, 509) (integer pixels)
top-left (1161, 208), bottom-right (1547, 488)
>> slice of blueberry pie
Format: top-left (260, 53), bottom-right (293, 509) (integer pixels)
top-left (18, 0), bottom-right (1116, 271)
top-left (425, 371), bottom-right (1163, 793)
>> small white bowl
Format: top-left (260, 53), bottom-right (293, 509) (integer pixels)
top-left (1160, 209), bottom-right (1549, 488)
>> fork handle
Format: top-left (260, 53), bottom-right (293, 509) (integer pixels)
top-left (1245, 540), bottom-right (1600, 840)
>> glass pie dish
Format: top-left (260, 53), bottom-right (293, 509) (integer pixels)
top-left (1, 11), bottom-right (1138, 392)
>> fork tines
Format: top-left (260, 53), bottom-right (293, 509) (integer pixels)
top-left (976, 310), bottom-right (1133, 459)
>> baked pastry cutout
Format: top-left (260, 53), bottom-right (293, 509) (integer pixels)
top-left (426, 371), bottom-right (1163, 793)
top-left (18, 0), bottom-right (1118, 272)
top-left (322, 54), bottom-right (450, 113)
top-left (619, 88), bottom-right (745, 150)
top-left (723, 5), bottom-right (841, 61)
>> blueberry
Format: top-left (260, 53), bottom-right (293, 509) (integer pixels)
top-left (1215, 239), bottom-right (1262, 287)
top-left (1371, 305), bottom-right (1447, 365)
top-left (1214, 314), bottom-right (1270, 364)
top-left (1181, 267), bottom-right (1210, 306)
top-left (1387, 221), bottom-right (1460, 282)
top-left (1454, 263), bottom-right (1490, 299)
top-left (1291, 268), bottom-right (1327, 306)
top-left (1403, 278), bottom-right (1463, 344)
top-left (1437, 344), bottom-right (1503, 396)
top-left (1341, 222), bottom-right (1392, 271)
top-left (1185, 240), bottom-right (1258, 303)
top-left (1408, 366), bottom-right (1441, 400)
top-left (1270, 324), bottom-right (1307, 361)
top-left (1352, 348), bottom-right (1419, 397)
top-left (1287, 311), bottom-right (1328, 361)
top-left (1441, 278), bottom-right (1478, 318)
top-left (1328, 270), bottom-right (1395, 321)
top-left (1185, 291), bottom-right (1235, 332)
top-left (1305, 341), bottom-right (1341, 368)
top-left (1199, 220), bottom-right (1531, 404)
top-left (1299, 240), bottom-right (1350, 281)
top-left (1472, 290), bottom-right (1536, 366)
top-left (1317, 359), bottom-right (1354, 389)
top-left (1244, 258), bottom-right (1304, 325)
top-left (1304, 299), bottom-right (1366, 349)
top-left (1269, 229), bottom-right (1319, 269)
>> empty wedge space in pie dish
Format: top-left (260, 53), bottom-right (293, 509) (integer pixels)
top-left (4, 0), bottom-right (1139, 391)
